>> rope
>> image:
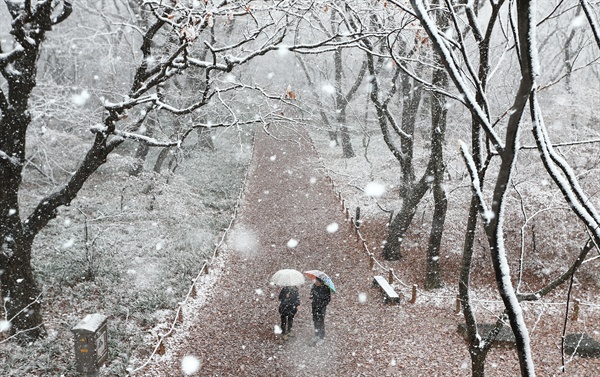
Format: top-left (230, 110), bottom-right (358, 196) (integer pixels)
top-left (129, 128), bottom-right (257, 374)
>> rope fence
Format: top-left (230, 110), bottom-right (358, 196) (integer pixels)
top-left (130, 130), bottom-right (597, 373)
top-left (128, 131), bottom-right (257, 375)
top-left (323, 174), bottom-right (600, 314)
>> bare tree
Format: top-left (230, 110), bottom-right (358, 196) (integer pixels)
top-left (0, 0), bottom-right (361, 341)
top-left (408, 0), bottom-right (600, 375)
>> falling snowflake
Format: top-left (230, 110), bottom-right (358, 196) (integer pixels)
top-left (0, 320), bottom-right (10, 333)
top-left (181, 355), bottom-right (201, 375)
top-left (358, 292), bottom-right (367, 303)
top-left (62, 239), bottom-right (75, 249)
top-left (255, 289), bottom-right (264, 296)
top-left (322, 84), bottom-right (335, 94)
top-left (274, 325), bottom-right (282, 334)
top-left (71, 89), bottom-right (90, 106)
top-left (326, 223), bottom-right (339, 233)
top-left (364, 181), bottom-right (386, 197)
top-left (287, 239), bottom-right (298, 248)
top-left (270, 155), bottom-right (277, 161)
top-left (278, 46), bottom-right (289, 56)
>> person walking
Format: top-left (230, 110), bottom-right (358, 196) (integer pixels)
top-left (310, 278), bottom-right (331, 343)
top-left (278, 286), bottom-right (300, 340)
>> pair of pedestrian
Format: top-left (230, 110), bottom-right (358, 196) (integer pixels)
top-left (278, 277), bottom-right (331, 343)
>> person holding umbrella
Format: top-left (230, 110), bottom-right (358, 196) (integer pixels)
top-left (270, 269), bottom-right (305, 340)
top-left (278, 285), bottom-right (300, 340)
top-left (305, 270), bottom-right (334, 344)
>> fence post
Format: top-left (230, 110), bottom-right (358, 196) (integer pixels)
top-left (157, 338), bottom-right (166, 355)
top-left (369, 253), bottom-right (374, 270)
top-left (571, 299), bottom-right (580, 321)
top-left (455, 295), bottom-right (461, 314)
top-left (204, 261), bottom-right (209, 275)
top-left (410, 284), bottom-right (417, 304)
top-left (388, 268), bottom-right (394, 284)
top-left (191, 284), bottom-right (197, 298)
top-left (177, 307), bottom-right (183, 323)
top-left (355, 207), bottom-right (361, 228)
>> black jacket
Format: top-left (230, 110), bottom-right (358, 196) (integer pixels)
top-left (310, 283), bottom-right (331, 310)
top-left (278, 286), bottom-right (300, 315)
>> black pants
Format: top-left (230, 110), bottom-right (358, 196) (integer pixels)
top-left (280, 313), bottom-right (295, 335)
top-left (312, 307), bottom-right (326, 339)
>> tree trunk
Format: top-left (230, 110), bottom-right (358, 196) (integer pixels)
top-left (334, 41), bottom-right (355, 158)
top-left (197, 127), bottom-right (215, 150)
top-left (129, 115), bottom-right (155, 176)
top-left (1, 235), bottom-right (46, 342)
top-left (382, 183), bottom-right (428, 260)
top-left (424, 14), bottom-right (449, 290)
top-left (153, 147), bottom-right (171, 173)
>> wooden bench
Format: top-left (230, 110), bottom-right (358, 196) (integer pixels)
top-left (372, 275), bottom-right (400, 304)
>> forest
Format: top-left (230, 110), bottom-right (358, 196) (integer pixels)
top-left (1, 0), bottom-right (600, 376)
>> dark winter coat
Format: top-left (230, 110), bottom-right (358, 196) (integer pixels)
top-left (278, 286), bottom-right (300, 316)
top-left (310, 283), bottom-right (331, 311)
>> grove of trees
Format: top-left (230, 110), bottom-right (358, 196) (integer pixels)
top-left (1, 0), bottom-right (600, 376)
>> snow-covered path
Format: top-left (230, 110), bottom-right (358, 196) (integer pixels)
top-left (133, 125), bottom-right (600, 376)
top-left (132, 125), bottom-right (467, 376)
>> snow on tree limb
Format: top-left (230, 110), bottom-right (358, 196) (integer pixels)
top-left (458, 140), bottom-right (491, 225)
top-left (410, 0), bottom-right (505, 153)
top-left (580, 0), bottom-right (600, 49)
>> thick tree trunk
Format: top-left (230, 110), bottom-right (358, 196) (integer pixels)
top-left (1, 235), bottom-right (46, 341)
top-left (334, 45), bottom-right (355, 158)
top-left (382, 184), bottom-right (428, 260)
top-left (424, 44), bottom-right (449, 290)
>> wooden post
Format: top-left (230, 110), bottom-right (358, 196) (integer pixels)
top-left (355, 207), bottom-right (361, 228)
top-left (455, 295), bottom-right (461, 314)
top-left (157, 339), bottom-right (166, 355)
top-left (191, 284), bottom-right (197, 298)
top-left (177, 307), bottom-right (183, 323)
top-left (410, 284), bottom-right (417, 304)
top-left (342, 198), bottom-right (345, 210)
top-left (369, 253), bottom-right (374, 270)
top-left (345, 207), bottom-right (350, 220)
top-left (388, 268), bottom-right (394, 284)
top-left (204, 261), bottom-right (209, 275)
top-left (571, 299), bottom-right (580, 321)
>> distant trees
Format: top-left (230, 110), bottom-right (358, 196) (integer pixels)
top-left (0, 0), bottom-right (360, 342)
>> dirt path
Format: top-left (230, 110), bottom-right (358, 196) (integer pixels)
top-left (134, 125), bottom-right (483, 376)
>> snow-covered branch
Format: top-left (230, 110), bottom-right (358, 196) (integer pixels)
top-left (410, 0), bottom-right (505, 153)
top-left (580, 0), bottom-right (600, 49)
top-left (0, 150), bottom-right (22, 168)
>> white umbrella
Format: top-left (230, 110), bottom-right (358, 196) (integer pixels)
top-left (270, 269), bottom-right (306, 286)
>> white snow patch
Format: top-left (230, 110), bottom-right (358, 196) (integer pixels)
top-left (274, 325), bottom-right (282, 334)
